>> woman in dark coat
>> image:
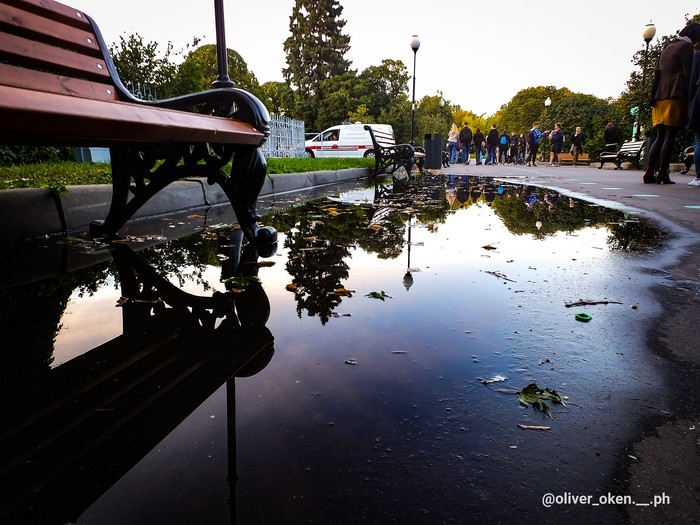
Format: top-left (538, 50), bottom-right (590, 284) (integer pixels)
top-left (644, 22), bottom-right (700, 184)
top-left (688, 35), bottom-right (700, 186)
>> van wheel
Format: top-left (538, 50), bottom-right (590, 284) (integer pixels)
top-left (364, 150), bottom-right (375, 158)
top-left (305, 149), bottom-right (315, 158)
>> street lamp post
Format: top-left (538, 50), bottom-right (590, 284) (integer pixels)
top-left (637, 22), bottom-right (656, 140)
top-left (409, 35), bottom-right (420, 145)
top-left (543, 97), bottom-right (552, 161)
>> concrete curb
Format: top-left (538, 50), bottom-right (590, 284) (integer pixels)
top-left (0, 168), bottom-right (371, 242)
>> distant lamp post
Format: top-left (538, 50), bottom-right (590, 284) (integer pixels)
top-left (409, 35), bottom-right (421, 145)
top-left (637, 22), bottom-right (656, 140)
top-left (543, 97), bottom-right (552, 161)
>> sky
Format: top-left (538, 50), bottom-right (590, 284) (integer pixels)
top-left (68, 0), bottom-right (698, 117)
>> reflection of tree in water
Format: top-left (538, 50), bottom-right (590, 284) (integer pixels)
top-left (606, 216), bottom-right (669, 252)
top-left (490, 184), bottom-right (668, 251)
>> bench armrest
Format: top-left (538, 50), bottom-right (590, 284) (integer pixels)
top-left (137, 89), bottom-right (270, 135)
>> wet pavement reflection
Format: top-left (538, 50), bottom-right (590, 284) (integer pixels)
top-left (0, 174), bottom-right (674, 524)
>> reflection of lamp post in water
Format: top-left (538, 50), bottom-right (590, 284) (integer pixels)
top-left (402, 213), bottom-right (414, 290)
top-left (409, 35), bottom-right (421, 146)
top-left (637, 22), bottom-right (657, 140)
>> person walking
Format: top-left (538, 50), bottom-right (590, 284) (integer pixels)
top-left (548, 123), bottom-right (564, 166)
top-left (687, 30), bottom-right (700, 186)
top-left (525, 122), bottom-right (547, 166)
top-left (644, 22), bottom-right (700, 184)
top-left (447, 124), bottom-right (460, 164)
top-left (498, 130), bottom-right (509, 164)
top-left (508, 132), bottom-right (519, 164)
top-left (570, 126), bottom-right (585, 166)
top-left (603, 121), bottom-right (620, 152)
top-left (486, 124), bottom-right (499, 165)
top-left (459, 123), bottom-right (473, 164)
top-left (473, 127), bottom-right (485, 165)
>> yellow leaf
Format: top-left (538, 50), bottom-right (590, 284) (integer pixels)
top-left (304, 236), bottom-right (316, 241)
top-left (334, 287), bottom-right (354, 297)
top-left (285, 283), bottom-right (298, 292)
top-left (368, 223), bottom-right (383, 230)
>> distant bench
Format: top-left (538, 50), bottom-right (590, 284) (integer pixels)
top-left (0, 0), bottom-right (276, 249)
top-left (364, 125), bottom-right (425, 179)
top-left (557, 152), bottom-right (590, 166)
top-left (598, 140), bottom-right (645, 170)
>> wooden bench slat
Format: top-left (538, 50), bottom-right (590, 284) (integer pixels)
top-left (0, 85), bottom-right (266, 147)
top-left (0, 3), bottom-right (100, 56)
top-left (0, 63), bottom-right (117, 101)
top-left (2, 0), bottom-right (92, 30)
top-left (0, 32), bottom-right (110, 82)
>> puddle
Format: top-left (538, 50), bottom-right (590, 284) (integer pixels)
top-left (0, 174), bottom-right (675, 524)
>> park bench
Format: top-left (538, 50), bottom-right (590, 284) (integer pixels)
top-left (598, 139), bottom-right (645, 170)
top-left (364, 125), bottom-right (425, 179)
top-left (0, 0), bottom-right (276, 249)
top-left (556, 152), bottom-right (590, 166)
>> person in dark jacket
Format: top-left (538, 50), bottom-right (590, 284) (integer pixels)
top-left (459, 123), bottom-right (473, 164)
top-left (688, 37), bottom-right (700, 186)
top-left (570, 127), bottom-right (585, 166)
top-left (485, 124), bottom-right (499, 165)
top-left (473, 128), bottom-right (485, 165)
top-left (603, 122), bottom-right (620, 152)
top-left (644, 22), bottom-right (700, 184)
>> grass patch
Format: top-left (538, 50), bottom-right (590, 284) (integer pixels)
top-left (0, 157), bottom-right (373, 191)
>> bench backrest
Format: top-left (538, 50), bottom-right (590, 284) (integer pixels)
top-left (618, 140), bottom-right (645, 153)
top-left (0, 0), bottom-right (270, 147)
top-left (0, 0), bottom-right (124, 103)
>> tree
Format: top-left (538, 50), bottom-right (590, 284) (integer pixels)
top-left (109, 33), bottom-right (179, 99)
top-left (283, 0), bottom-right (352, 127)
top-left (259, 81), bottom-right (296, 116)
top-left (173, 44), bottom-right (262, 99)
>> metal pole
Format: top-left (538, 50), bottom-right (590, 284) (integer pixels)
top-left (213, 0), bottom-right (234, 88)
top-left (410, 50), bottom-right (417, 145)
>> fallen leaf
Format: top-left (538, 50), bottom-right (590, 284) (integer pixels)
top-left (517, 424), bottom-right (551, 431)
top-left (482, 244), bottom-right (497, 251)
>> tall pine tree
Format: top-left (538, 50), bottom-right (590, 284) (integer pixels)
top-left (283, 0), bottom-right (352, 129)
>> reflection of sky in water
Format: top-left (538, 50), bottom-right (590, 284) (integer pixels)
top-left (75, 201), bottom-right (666, 524)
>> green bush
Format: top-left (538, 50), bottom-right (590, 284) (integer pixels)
top-left (0, 145), bottom-right (74, 166)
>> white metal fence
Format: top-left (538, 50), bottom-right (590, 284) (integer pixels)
top-left (262, 114), bottom-right (306, 158)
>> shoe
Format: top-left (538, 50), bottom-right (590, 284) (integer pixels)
top-left (642, 168), bottom-right (656, 184)
top-left (547, 163), bottom-right (553, 166)
top-left (688, 177), bottom-right (700, 186)
top-left (526, 163), bottom-right (531, 166)
top-left (656, 171), bottom-right (675, 184)
top-left (532, 163), bottom-right (537, 167)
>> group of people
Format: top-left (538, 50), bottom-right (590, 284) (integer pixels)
top-left (645, 21), bottom-right (700, 186)
top-left (446, 122), bottom-right (586, 167)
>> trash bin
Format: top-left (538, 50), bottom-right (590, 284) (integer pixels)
top-left (422, 133), bottom-right (442, 169)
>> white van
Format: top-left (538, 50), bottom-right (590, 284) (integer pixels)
top-left (305, 123), bottom-right (395, 158)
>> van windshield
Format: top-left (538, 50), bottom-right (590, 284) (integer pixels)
top-left (320, 129), bottom-right (339, 141)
